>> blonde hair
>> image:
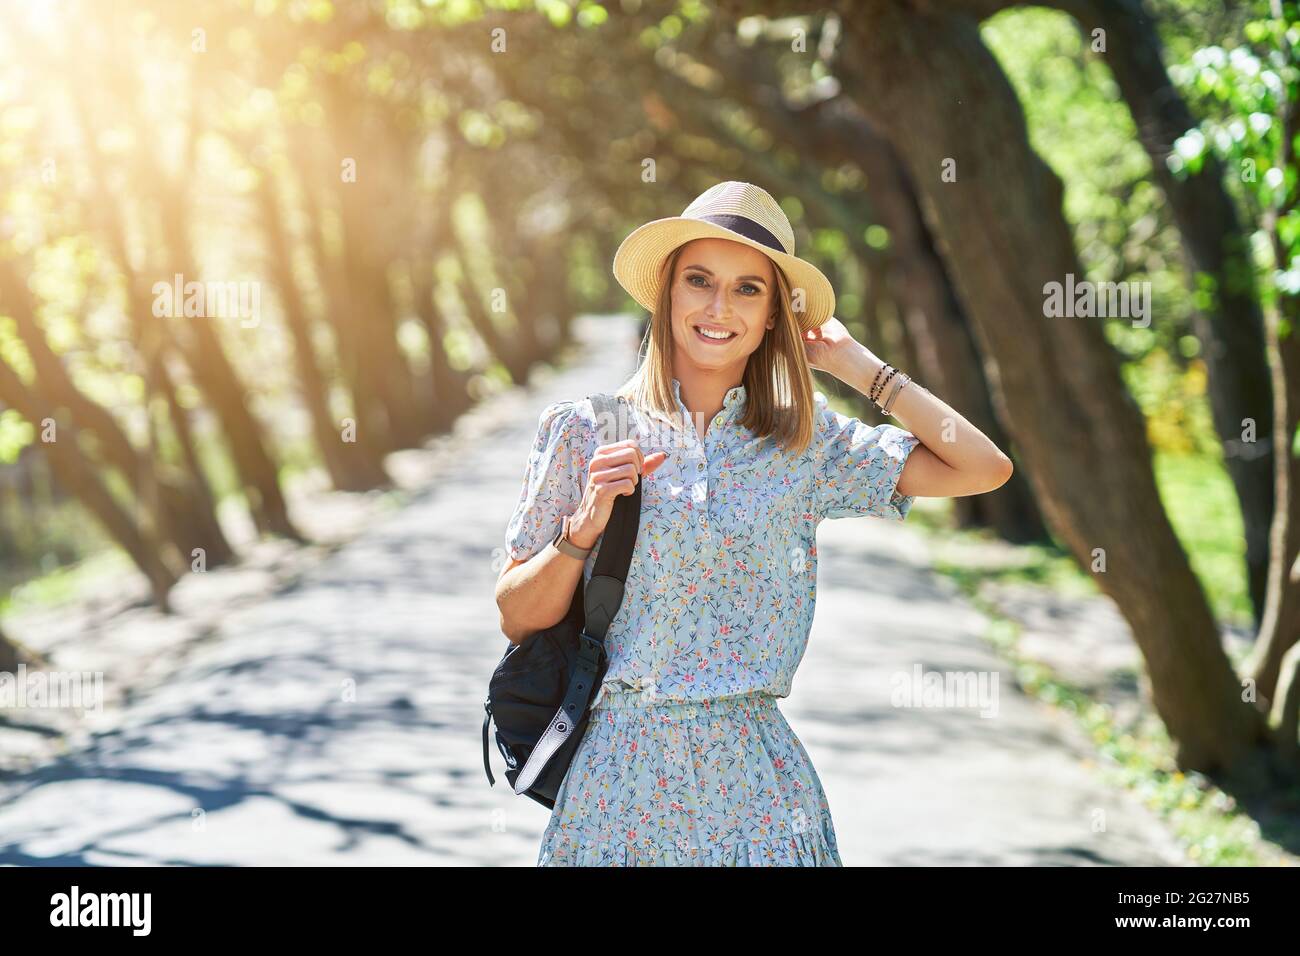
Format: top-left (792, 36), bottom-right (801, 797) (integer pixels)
top-left (614, 243), bottom-right (817, 457)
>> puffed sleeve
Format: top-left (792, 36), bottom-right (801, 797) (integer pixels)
top-left (811, 391), bottom-right (921, 521)
top-left (503, 399), bottom-right (593, 562)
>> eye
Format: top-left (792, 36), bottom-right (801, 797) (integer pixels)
top-left (739, 283), bottom-right (761, 295)
top-left (687, 274), bottom-right (709, 288)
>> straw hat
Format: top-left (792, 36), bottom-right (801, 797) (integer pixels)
top-left (612, 181), bottom-right (836, 333)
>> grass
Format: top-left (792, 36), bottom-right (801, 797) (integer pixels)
top-left (0, 547), bottom-right (134, 617)
top-left (1153, 451), bottom-right (1253, 628)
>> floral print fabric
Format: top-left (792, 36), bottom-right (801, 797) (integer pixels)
top-left (537, 691), bottom-right (843, 866)
top-left (502, 377), bottom-right (919, 865)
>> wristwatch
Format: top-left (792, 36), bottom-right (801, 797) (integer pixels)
top-left (551, 514), bottom-right (593, 559)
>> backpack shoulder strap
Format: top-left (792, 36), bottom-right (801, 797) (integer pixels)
top-left (583, 392), bottom-right (641, 641)
top-left (503, 393), bottom-right (642, 798)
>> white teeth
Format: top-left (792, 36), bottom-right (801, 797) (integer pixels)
top-left (696, 326), bottom-right (735, 340)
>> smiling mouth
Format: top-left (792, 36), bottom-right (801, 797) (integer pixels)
top-left (693, 323), bottom-right (738, 343)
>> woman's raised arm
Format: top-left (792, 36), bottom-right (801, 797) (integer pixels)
top-left (804, 318), bottom-right (1014, 499)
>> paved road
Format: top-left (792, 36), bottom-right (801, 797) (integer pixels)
top-left (0, 314), bottom-right (1187, 865)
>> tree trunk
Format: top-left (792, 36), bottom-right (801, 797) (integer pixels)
top-left (322, 77), bottom-right (428, 449)
top-left (471, 169), bottom-right (545, 367)
top-left (1246, 75), bottom-right (1300, 710)
top-left (158, 259), bottom-right (304, 542)
top-left (452, 248), bottom-right (530, 384)
top-left (251, 159), bottom-right (392, 492)
top-left (124, 94), bottom-right (302, 542)
top-left (1251, 283), bottom-right (1300, 713)
top-left (291, 154), bottom-right (399, 460)
top-left (871, 138), bottom-right (1048, 543)
top-left (835, 1), bottom-right (1265, 774)
top-left (0, 260), bottom-right (240, 569)
top-left (411, 259), bottom-right (473, 431)
top-left (68, 115), bottom-right (237, 568)
top-left (410, 165), bottom-right (475, 432)
top-left (1057, 0), bottom-right (1275, 623)
top-left (0, 360), bottom-right (177, 607)
top-left (0, 626), bottom-right (19, 676)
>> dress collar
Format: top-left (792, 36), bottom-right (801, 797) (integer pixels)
top-left (671, 377), bottom-right (746, 414)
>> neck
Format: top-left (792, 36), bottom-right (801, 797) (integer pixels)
top-left (672, 361), bottom-right (743, 423)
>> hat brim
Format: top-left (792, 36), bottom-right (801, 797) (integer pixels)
top-left (612, 216), bottom-right (835, 334)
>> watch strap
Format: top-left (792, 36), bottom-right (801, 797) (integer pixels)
top-left (552, 514), bottom-right (592, 559)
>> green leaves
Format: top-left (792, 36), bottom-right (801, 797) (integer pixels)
top-left (1170, 7), bottom-right (1299, 318)
top-left (0, 408), bottom-right (34, 464)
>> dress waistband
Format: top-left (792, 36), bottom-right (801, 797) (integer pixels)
top-left (591, 685), bottom-right (777, 718)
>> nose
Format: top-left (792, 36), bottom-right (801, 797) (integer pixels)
top-left (705, 284), bottom-right (729, 320)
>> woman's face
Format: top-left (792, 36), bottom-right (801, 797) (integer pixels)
top-left (668, 237), bottom-right (778, 375)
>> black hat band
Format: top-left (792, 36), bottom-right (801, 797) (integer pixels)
top-left (695, 213), bottom-right (787, 255)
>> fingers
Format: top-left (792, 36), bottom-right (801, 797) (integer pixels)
top-left (591, 460), bottom-right (641, 490)
top-left (642, 450), bottom-right (669, 477)
top-left (595, 438), bottom-right (644, 474)
top-left (591, 441), bottom-right (670, 492)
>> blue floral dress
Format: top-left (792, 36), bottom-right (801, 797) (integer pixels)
top-left (503, 377), bottom-right (919, 865)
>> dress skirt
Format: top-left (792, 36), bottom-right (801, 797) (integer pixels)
top-left (537, 689), bottom-right (844, 866)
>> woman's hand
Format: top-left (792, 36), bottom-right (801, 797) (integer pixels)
top-left (801, 316), bottom-right (860, 380)
top-left (567, 439), bottom-right (668, 549)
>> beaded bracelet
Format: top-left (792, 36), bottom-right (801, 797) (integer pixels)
top-left (873, 361), bottom-right (894, 400)
top-left (871, 365), bottom-right (898, 407)
top-left (867, 363), bottom-right (889, 405)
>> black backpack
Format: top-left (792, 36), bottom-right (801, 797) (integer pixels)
top-left (482, 392), bottom-right (643, 809)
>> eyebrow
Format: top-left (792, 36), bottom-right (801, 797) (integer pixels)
top-left (683, 265), bottom-right (768, 286)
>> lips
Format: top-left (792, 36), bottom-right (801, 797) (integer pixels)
top-left (692, 323), bottom-right (738, 343)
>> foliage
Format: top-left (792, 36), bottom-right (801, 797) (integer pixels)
top-left (1168, 5), bottom-right (1300, 313)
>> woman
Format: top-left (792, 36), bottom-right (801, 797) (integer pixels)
top-left (495, 181), bottom-right (1013, 866)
